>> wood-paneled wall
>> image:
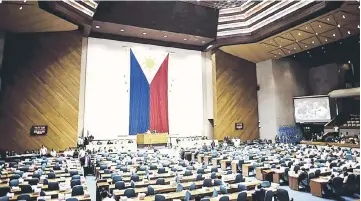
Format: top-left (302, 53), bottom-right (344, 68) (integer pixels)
top-left (0, 31), bottom-right (82, 152)
top-left (213, 50), bottom-right (259, 141)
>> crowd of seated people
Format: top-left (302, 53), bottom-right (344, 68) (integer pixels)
top-left (0, 145), bottom-right (91, 201)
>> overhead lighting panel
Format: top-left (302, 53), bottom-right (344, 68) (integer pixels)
top-left (62, 0), bottom-right (95, 17)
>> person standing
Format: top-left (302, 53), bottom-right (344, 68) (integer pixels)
top-left (39, 145), bottom-right (48, 156)
top-left (50, 149), bottom-right (57, 157)
top-left (80, 152), bottom-right (91, 176)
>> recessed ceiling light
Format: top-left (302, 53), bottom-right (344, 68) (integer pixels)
top-left (288, 51), bottom-right (291, 53)
top-left (279, 45), bottom-right (282, 48)
top-left (274, 55), bottom-right (277, 58)
top-left (327, 18), bottom-right (330, 21)
top-left (309, 55), bottom-right (312, 58)
top-left (305, 45), bottom-right (308, 48)
top-left (358, 25), bottom-right (360, 29)
top-left (318, 24), bottom-right (322, 28)
top-left (164, 35), bottom-right (168, 38)
top-left (227, 0), bottom-right (231, 2)
top-left (325, 39), bottom-right (328, 42)
top-left (324, 51), bottom-right (326, 53)
top-left (142, 32), bottom-right (147, 35)
top-left (120, 29), bottom-right (125, 32)
top-left (202, 41), bottom-right (205, 43)
top-left (280, 40), bottom-right (283, 43)
top-left (95, 25), bottom-right (100, 29)
top-left (337, 24), bottom-right (341, 28)
top-left (307, 51), bottom-right (310, 54)
top-left (298, 32), bottom-right (301, 36)
top-left (340, 41), bottom-right (342, 44)
top-left (0, 0), bottom-right (2, 3)
top-left (278, 52), bottom-right (281, 55)
top-left (19, 6), bottom-right (23, 10)
top-left (197, 0), bottom-right (200, 1)
top-left (348, 60), bottom-right (351, 63)
top-left (24, 0), bottom-right (26, 2)
top-left (266, 45), bottom-right (268, 48)
top-left (322, 47), bottom-right (324, 49)
top-left (296, 40), bottom-right (298, 42)
top-left (294, 47), bottom-right (296, 50)
top-left (342, 15), bottom-right (345, 19)
top-left (316, 33), bottom-right (318, 35)
top-left (183, 38), bottom-right (187, 41)
top-left (333, 33), bottom-right (336, 37)
top-left (312, 41), bottom-right (315, 44)
top-left (294, 55), bottom-right (296, 58)
top-left (348, 31), bottom-right (351, 34)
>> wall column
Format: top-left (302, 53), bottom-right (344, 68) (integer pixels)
top-left (78, 37), bottom-right (88, 138)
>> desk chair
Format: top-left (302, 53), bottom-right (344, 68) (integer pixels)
top-left (155, 178), bottom-right (165, 185)
top-left (10, 175), bottom-right (20, 181)
top-left (235, 174), bottom-right (244, 183)
top-left (210, 172), bottom-right (216, 179)
top-left (155, 194), bottom-right (166, 201)
top-left (314, 169), bottom-right (321, 178)
top-left (331, 177), bottom-right (345, 198)
top-left (157, 168), bottom-right (167, 174)
top-left (237, 192), bottom-right (247, 201)
top-left (0, 187), bottom-right (10, 197)
top-left (196, 174), bottom-right (204, 181)
top-left (103, 169), bottom-right (110, 174)
top-left (20, 185), bottom-right (32, 194)
top-left (65, 198), bottom-right (79, 201)
top-left (211, 167), bottom-right (218, 173)
top-left (16, 194), bottom-right (30, 201)
top-left (344, 174), bottom-right (358, 195)
top-left (130, 174), bottom-right (140, 182)
top-left (124, 188), bottom-right (136, 198)
top-left (112, 175), bottom-right (122, 184)
top-left (48, 182), bottom-right (59, 191)
top-left (184, 170), bottom-right (193, 176)
top-left (280, 168), bottom-right (290, 185)
top-left (219, 196), bottom-right (230, 201)
top-left (72, 175), bottom-right (81, 181)
top-left (203, 179), bottom-right (212, 187)
top-left (72, 185), bottom-right (84, 196)
top-left (197, 168), bottom-right (205, 174)
top-left (71, 179), bottom-right (81, 188)
top-left (14, 171), bottom-right (24, 177)
top-left (9, 179), bottom-right (19, 187)
top-left (48, 172), bottom-right (56, 179)
top-left (147, 186), bottom-right (155, 195)
top-left (114, 181), bottom-right (126, 190)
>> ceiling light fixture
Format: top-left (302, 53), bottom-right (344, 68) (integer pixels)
top-left (305, 45), bottom-right (308, 48)
top-left (337, 24), bottom-right (341, 28)
top-left (348, 60), bottom-right (351, 64)
top-left (333, 33), bottom-right (336, 37)
top-left (318, 24), bottom-right (322, 28)
top-left (202, 41), bottom-right (205, 43)
top-left (298, 33), bottom-right (301, 36)
top-left (294, 47), bottom-right (296, 50)
top-left (348, 31), bottom-right (351, 35)
top-left (312, 41), bottom-right (315, 44)
top-left (343, 15), bottom-right (345, 19)
top-left (183, 38), bottom-right (187, 41)
top-left (24, 0), bottom-right (26, 2)
top-left (288, 51), bottom-right (291, 53)
top-left (307, 51), bottom-right (310, 54)
top-left (305, 27), bottom-right (308, 29)
top-left (19, 6), bottom-right (23, 10)
top-left (316, 33), bottom-right (318, 35)
top-left (324, 51), bottom-right (326, 53)
top-left (294, 55), bottom-right (296, 58)
top-left (142, 32), bottom-right (147, 35)
top-left (0, 0), bottom-right (2, 3)
top-left (325, 39), bottom-right (328, 42)
top-left (164, 35), bottom-right (168, 38)
top-left (322, 47), bottom-right (324, 49)
top-left (358, 25), bottom-right (360, 29)
top-left (120, 29), bottom-right (124, 32)
top-left (327, 18), bottom-right (330, 21)
top-left (279, 46), bottom-right (282, 48)
top-left (95, 25), bottom-right (100, 29)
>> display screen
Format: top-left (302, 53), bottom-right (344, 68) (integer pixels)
top-left (294, 96), bottom-right (331, 123)
top-left (30, 125), bottom-right (48, 136)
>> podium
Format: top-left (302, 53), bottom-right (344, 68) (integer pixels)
top-left (136, 133), bottom-right (168, 145)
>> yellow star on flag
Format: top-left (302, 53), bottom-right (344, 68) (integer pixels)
top-left (144, 57), bottom-right (156, 72)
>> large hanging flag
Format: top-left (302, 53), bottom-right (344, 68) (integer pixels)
top-left (129, 48), bottom-right (169, 135)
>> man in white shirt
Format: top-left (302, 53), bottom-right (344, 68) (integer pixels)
top-left (40, 145), bottom-right (47, 156)
top-left (79, 148), bottom-right (86, 158)
top-left (50, 149), bottom-right (57, 157)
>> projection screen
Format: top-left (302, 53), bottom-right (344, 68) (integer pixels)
top-left (293, 96), bottom-right (331, 123)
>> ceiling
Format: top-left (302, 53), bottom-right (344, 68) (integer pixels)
top-left (186, 0), bottom-right (246, 9)
top-left (0, 1), bottom-right (77, 33)
top-left (220, 1), bottom-right (360, 63)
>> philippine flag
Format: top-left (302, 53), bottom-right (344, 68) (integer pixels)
top-left (128, 48), bottom-right (169, 135)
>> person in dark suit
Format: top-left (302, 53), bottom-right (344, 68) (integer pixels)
top-left (80, 152), bottom-right (92, 176)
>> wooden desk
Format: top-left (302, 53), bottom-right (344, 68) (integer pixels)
top-left (272, 169), bottom-right (283, 184)
top-left (300, 141), bottom-right (360, 148)
top-left (288, 174), bottom-right (299, 191)
top-left (231, 160), bottom-right (238, 173)
top-left (310, 177), bottom-right (329, 197)
top-left (198, 154), bottom-right (204, 163)
top-left (255, 167), bottom-right (271, 181)
top-left (136, 133), bottom-right (168, 145)
top-left (221, 159), bottom-right (231, 171)
top-left (204, 155), bottom-right (212, 165)
top-left (242, 164), bottom-right (253, 177)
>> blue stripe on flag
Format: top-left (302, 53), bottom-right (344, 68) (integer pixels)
top-left (129, 49), bottom-right (150, 135)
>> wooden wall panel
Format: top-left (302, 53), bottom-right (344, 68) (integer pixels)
top-left (213, 50), bottom-right (259, 141)
top-left (0, 31), bottom-right (81, 152)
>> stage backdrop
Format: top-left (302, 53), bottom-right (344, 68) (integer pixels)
top-left (84, 38), bottom-right (212, 140)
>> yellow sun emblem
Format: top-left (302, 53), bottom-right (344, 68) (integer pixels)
top-left (144, 57), bottom-right (156, 72)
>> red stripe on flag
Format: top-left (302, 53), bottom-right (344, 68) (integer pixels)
top-left (149, 55), bottom-right (169, 133)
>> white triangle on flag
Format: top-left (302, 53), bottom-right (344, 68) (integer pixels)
top-left (131, 47), bottom-right (168, 84)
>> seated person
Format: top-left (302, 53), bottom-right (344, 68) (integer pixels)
top-left (50, 149), bottom-right (57, 157)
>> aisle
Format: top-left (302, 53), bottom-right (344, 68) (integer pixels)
top-left (85, 176), bottom-right (97, 201)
